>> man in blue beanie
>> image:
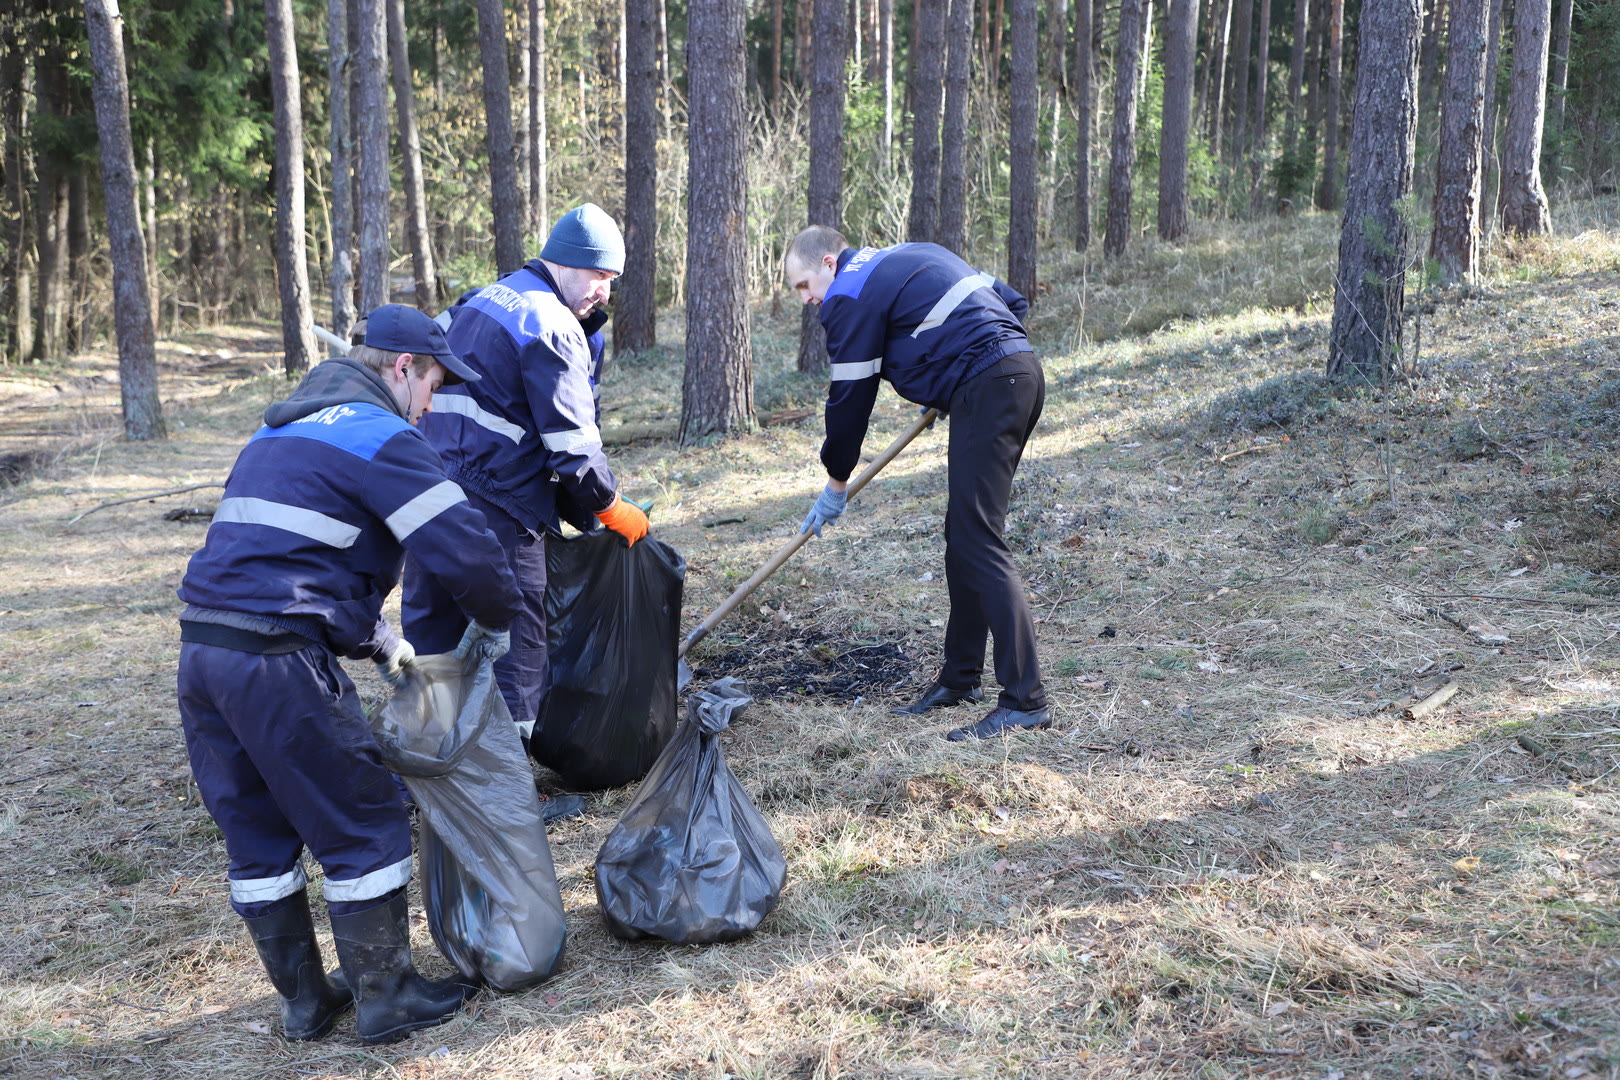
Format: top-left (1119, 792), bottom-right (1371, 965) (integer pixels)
top-left (403, 205), bottom-right (648, 820)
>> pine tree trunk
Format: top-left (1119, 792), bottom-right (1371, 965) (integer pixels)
top-left (1158, 0), bottom-right (1198, 239)
top-left (142, 138), bottom-right (158, 334)
top-left (529, 0), bottom-right (548, 237)
top-left (476, 0), bottom-right (526, 271)
top-left (1227, 0), bottom-right (1252, 158)
top-left (387, 0), bottom-right (440, 311)
top-left (681, 0), bottom-right (754, 444)
top-left (1499, 0), bottom-right (1550, 234)
top-left (771, 0), bottom-right (784, 107)
top-left (1480, 0), bottom-right (1502, 229)
top-left (1328, 0), bottom-right (1420, 384)
top-left (1429, 0), bottom-right (1488, 285)
top-left (1317, 0), bottom-right (1343, 209)
top-left (1, 4), bottom-right (34, 365)
top-left (326, 0), bottom-right (356, 340)
top-left (799, 0), bottom-right (846, 372)
top-left (66, 168), bottom-right (88, 353)
top-left (33, 164), bottom-right (66, 364)
top-left (1072, 0), bottom-right (1094, 250)
top-left (1207, 0), bottom-right (1231, 155)
top-left (84, 0), bottom-right (164, 438)
top-left (1104, 0), bottom-right (1147, 257)
top-left (617, 0), bottom-right (658, 355)
top-left (266, 0), bottom-right (317, 372)
top-left (1050, 0), bottom-right (1068, 89)
top-left (354, 0), bottom-right (389, 311)
top-left (881, 0), bottom-right (894, 153)
top-left (1007, 0), bottom-right (1036, 297)
top-left (1546, 0), bottom-right (1571, 175)
top-left (937, 0), bottom-right (973, 254)
top-left (1249, 0), bottom-right (1271, 178)
top-left (906, 0), bottom-right (946, 241)
top-left (1285, 0), bottom-right (1309, 160)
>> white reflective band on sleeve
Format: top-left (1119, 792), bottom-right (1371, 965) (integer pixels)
top-left (829, 358), bottom-right (883, 382)
top-left (215, 497), bottom-right (362, 549)
top-left (429, 394), bottom-right (525, 444)
top-left (228, 862), bottom-right (309, 905)
top-left (911, 272), bottom-right (996, 337)
top-left (540, 425), bottom-right (602, 454)
top-left (513, 716), bottom-right (535, 740)
top-left (385, 480), bottom-right (468, 542)
top-left (321, 856), bottom-right (413, 903)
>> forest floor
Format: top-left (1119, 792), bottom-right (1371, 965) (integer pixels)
top-left (1, 205), bottom-right (1619, 1080)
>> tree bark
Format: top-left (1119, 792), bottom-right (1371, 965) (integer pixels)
top-left (1418, 0), bottom-right (1445, 107)
top-left (1, 1), bottom-right (33, 365)
top-left (1250, 0), bottom-right (1271, 169)
top-left (617, 0), bottom-right (658, 355)
top-left (30, 53), bottom-right (66, 365)
top-left (1429, 0), bottom-right (1488, 285)
top-left (881, 0), bottom-right (894, 153)
top-left (1227, 0), bottom-right (1253, 158)
top-left (66, 168), bottom-right (88, 352)
top-left (1072, 0), bottom-right (1093, 250)
top-left (1158, 0), bottom-right (1198, 239)
top-left (529, 0), bottom-right (548, 237)
top-left (1546, 0), bottom-right (1571, 173)
top-left (83, 0), bottom-right (164, 438)
top-left (906, 0), bottom-right (947, 242)
top-left (1206, 0), bottom-right (1231, 155)
top-left (937, 0), bottom-right (974, 254)
top-left (771, 0), bottom-right (784, 106)
top-left (1328, 0), bottom-right (1420, 384)
top-left (387, 0), bottom-right (439, 310)
top-left (474, 0), bottom-right (525, 272)
top-left (1317, 0), bottom-right (1343, 209)
top-left (327, 0), bottom-right (356, 340)
top-left (1104, 0), bottom-right (1147, 256)
top-left (799, 0), bottom-right (846, 372)
top-left (1480, 0), bottom-right (1502, 228)
top-left (1005, 0), bottom-right (1037, 296)
top-left (266, 0), bottom-right (318, 373)
top-left (1499, 0), bottom-right (1550, 234)
top-left (354, 0), bottom-right (389, 311)
top-left (1285, 0), bottom-right (1309, 158)
top-left (681, 0), bottom-right (754, 444)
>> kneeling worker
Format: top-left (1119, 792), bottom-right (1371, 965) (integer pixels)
top-left (176, 305), bottom-right (521, 1043)
top-left (785, 226), bottom-right (1049, 741)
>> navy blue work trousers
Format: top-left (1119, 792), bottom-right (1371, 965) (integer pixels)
top-left (177, 642), bottom-right (413, 917)
top-left (938, 351), bottom-right (1048, 712)
top-left (401, 490), bottom-right (548, 734)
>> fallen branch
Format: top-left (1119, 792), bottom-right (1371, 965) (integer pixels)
top-left (1516, 735), bottom-right (1588, 780)
top-left (1217, 443), bottom-right (1277, 465)
top-left (1243, 1046), bottom-right (1305, 1057)
top-left (68, 482), bottom-right (225, 525)
top-left (1403, 680), bottom-right (1460, 722)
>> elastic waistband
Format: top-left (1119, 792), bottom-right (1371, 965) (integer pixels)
top-left (180, 620), bottom-right (312, 655)
top-left (961, 338), bottom-right (1035, 384)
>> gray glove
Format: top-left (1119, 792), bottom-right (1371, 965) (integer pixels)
top-left (800, 483), bottom-right (847, 537)
top-left (375, 638), bottom-right (416, 688)
top-left (454, 620), bottom-right (511, 663)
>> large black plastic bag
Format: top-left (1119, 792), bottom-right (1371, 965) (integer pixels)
top-left (534, 531), bottom-right (686, 790)
top-left (594, 678), bottom-right (786, 944)
top-left (372, 653), bottom-right (566, 992)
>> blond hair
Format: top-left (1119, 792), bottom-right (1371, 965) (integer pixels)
top-left (785, 225), bottom-right (850, 270)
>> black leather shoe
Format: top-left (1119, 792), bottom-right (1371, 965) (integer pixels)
top-left (946, 705), bottom-right (1053, 741)
top-left (242, 890), bottom-right (353, 1041)
top-left (890, 682), bottom-right (984, 716)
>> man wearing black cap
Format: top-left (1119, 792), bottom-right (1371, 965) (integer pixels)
top-left (176, 304), bottom-right (522, 1044)
top-left (404, 204), bottom-right (647, 804)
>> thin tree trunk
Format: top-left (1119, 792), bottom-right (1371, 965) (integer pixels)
top-left (517, 0), bottom-right (530, 232)
top-left (881, 0), bottom-right (894, 153)
top-left (1318, 0), bottom-right (1343, 208)
top-left (327, 0), bottom-right (356, 339)
top-left (66, 168), bottom-right (88, 352)
top-left (1072, 0), bottom-right (1093, 249)
top-left (1158, 0), bottom-right (1198, 239)
top-left (387, 0), bottom-right (439, 310)
top-left (906, 0), bottom-right (947, 241)
top-left (266, 0), bottom-right (317, 372)
top-left (142, 138), bottom-right (158, 334)
top-left (84, 0), bottom-right (164, 438)
top-left (771, 0), bottom-right (784, 106)
top-left (990, 0), bottom-right (1005, 75)
top-left (354, 0), bottom-right (389, 310)
top-left (1007, 0), bottom-right (1037, 296)
top-left (1328, 0), bottom-right (1420, 384)
top-left (800, 0), bottom-right (847, 372)
top-left (1207, 0), bottom-right (1231, 155)
top-left (530, 0), bottom-right (548, 236)
top-left (681, 0), bottom-right (754, 443)
top-left (1418, 0), bottom-right (1445, 106)
top-left (1227, 0), bottom-right (1252, 158)
top-left (617, 0), bottom-right (658, 355)
top-left (1480, 0), bottom-right (1502, 228)
top-left (1250, 0), bottom-right (1271, 171)
top-left (476, 0), bottom-right (525, 271)
top-left (1104, 0), bottom-right (1148, 256)
top-left (1, 10), bottom-right (33, 364)
top-left (1429, 0), bottom-right (1488, 284)
top-left (1546, 0), bottom-right (1570, 176)
top-left (1499, 0), bottom-right (1550, 234)
top-left (1285, 0), bottom-right (1309, 159)
top-left (32, 163), bottom-right (66, 364)
top-left (938, 0), bottom-right (974, 254)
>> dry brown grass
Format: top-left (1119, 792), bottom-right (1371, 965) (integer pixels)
top-left (3, 207), bottom-right (1620, 1079)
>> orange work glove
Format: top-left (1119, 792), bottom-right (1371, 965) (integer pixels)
top-left (594, 494), bottom-right (650, 547)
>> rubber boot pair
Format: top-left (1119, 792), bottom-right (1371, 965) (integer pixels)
top-left (244, 890), bottom-right (473, 1044)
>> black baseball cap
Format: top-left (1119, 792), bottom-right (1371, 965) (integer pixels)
top-left (362, 304), bottom-right (481, 385)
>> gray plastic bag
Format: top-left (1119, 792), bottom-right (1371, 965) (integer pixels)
top-left (372, 653), bottom-right (566, 991)
top-left (594, 679), bottom-right (786, 944)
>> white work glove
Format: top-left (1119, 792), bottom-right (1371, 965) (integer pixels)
top-left (375, 638), bottom-right (416, 688)
top-left (454, 620), bottom-right (511, 663)
top-left (800, 483), bottom-right (847, 537)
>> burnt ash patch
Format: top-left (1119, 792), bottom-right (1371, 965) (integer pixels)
top-left (695, 629), bottom-right (916, 702)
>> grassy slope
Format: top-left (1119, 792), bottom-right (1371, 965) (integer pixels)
top-left (1, 206), bottom-right (1618, 1080)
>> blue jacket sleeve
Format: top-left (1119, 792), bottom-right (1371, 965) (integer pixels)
top-left (818, 295), bottom-right (889, 482)
top-left (992, 278), bottom-right (1029, 327)
top-left (520, 328), bottom-right (619, 515)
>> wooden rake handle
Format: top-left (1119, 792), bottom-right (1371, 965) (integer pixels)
top-left (677, 408), bottom-right (940, 659)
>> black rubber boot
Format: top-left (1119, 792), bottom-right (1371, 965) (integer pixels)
top-left (329, 892), bottom-right (475, 1045)
top-left (242, 890), bottom-right (353, 1041)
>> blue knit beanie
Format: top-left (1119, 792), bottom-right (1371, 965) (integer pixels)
top-left (540, 203), bottom-right (625, 274)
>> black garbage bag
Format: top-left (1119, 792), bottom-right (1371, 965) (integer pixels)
top-left (534, 531), bottom-right (686, 791)
top-left (594, 678), bottom-right (786, 944)
top-left (372, 653), bottom-right (566, 992)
